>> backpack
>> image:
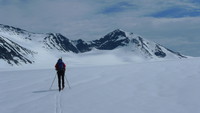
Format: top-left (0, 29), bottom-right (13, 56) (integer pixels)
top-left (57, 59), bottom-right (65, 71)
top-left (58, 62), bottom-right (64, 70)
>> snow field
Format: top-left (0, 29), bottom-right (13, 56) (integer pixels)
top-left (0, 58), bottom-right (200, 113)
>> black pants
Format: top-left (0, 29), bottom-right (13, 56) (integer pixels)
top-left (57, 70), bottom-right (65, 90)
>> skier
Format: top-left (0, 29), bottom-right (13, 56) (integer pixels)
top-left (55, 58), bottom-right (66, 91)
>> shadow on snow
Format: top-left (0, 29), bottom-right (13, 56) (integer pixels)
top-left (32, 89), bottom-right (58, 93)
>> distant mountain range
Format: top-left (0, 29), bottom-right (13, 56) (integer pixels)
top-left (0, 24), bottom-right (186, 66)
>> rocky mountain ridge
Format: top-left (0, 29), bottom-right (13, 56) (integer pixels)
top-left (0, 24), bottom-right (186, 65)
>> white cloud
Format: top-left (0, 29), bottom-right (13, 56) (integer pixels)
top-left (0, 0), bottom-right (200, 56)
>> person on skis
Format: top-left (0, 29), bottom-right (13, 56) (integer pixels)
top-left (55, 58), bottom-right (66, 91)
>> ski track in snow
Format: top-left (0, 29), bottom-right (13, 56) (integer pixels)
top-left (55, 92), bottom-right (63, 113)
top-left (1, 58), bottom-right (200, 113)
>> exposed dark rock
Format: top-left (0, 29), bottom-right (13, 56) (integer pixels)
top-left (74, 39), bottom-right (91, 53)
top-left (91, 29), bottom-right (130, 50)
top-left (154, 45), bottom-right (166, 57)
top-left (43, 33), bottom-right (79, 53)
top-left (0, 36), bottom-right (35, 65)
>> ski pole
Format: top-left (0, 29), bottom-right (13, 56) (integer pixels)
top-left (65, 69), bottom-right (71, 89)
top-left (49, 74), bottom-right (56, 90)
top-left (65, 76), bottom-right (71, 89)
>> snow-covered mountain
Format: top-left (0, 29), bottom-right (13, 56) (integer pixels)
top-left (90, 29), bottom-right (186, 59)
top-left (0, 24), bottom-right (186, 66)
top-left (0, 35), bottom-right (35, 65)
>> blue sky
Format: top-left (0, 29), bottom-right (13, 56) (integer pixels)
top-left (0, 0), bottom-right (200, 56)
top-left (152, 7), bottom-right (200, 18)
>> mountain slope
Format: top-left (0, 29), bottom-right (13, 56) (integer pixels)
top-left (0, 35), bottom-right (35, 65)
top-left (43, 33), bottom-right (79, 53)
top-left (0, 24), bottom-right (187, 66)
top-left (90, 29), bottom-right (186, 59)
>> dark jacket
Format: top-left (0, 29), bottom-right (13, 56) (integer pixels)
top-left (55, 59), bottom-right (66, 71)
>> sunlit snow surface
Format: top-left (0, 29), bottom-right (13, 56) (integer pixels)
top-left (0, 57), bottom-right (200, 113)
